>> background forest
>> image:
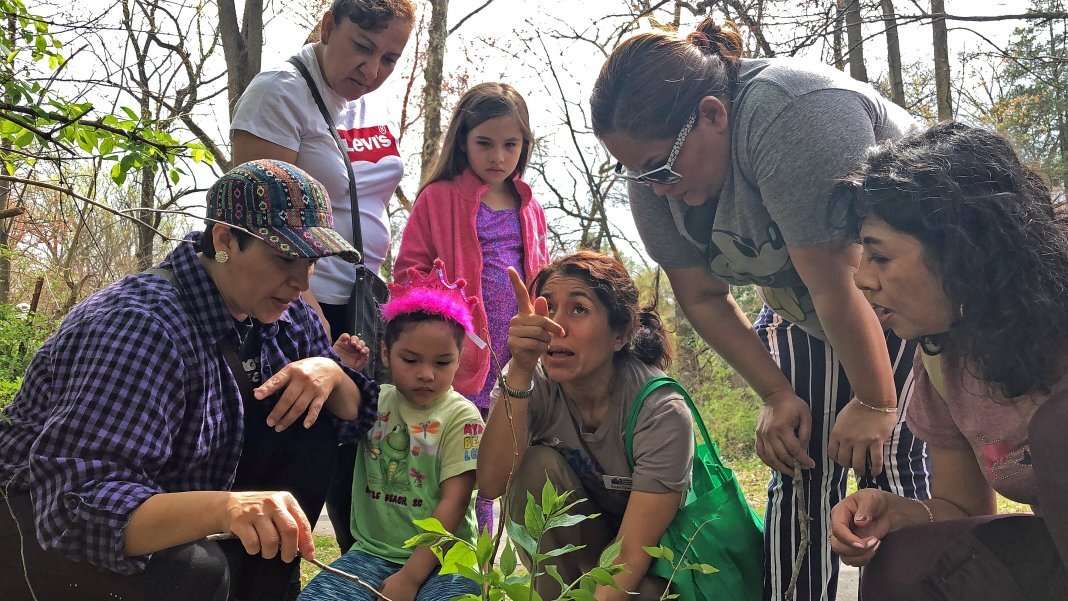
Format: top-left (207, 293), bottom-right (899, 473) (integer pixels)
top-left (1, 0), bottom-right (1066, 468)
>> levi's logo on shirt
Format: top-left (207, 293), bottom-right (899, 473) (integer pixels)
top-left (337, 125), bottom-right (400, 163)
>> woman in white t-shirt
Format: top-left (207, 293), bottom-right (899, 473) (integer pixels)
top-left (231, 0), bottom-right (414, 340)
top-left (229, 0), bottom-right (415, 554)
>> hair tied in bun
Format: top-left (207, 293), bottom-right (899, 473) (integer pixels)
top-left (687, 30), bottom-right (717, 55)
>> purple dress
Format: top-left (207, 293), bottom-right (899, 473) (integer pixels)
top-left (471, 202), bottom-right (525, 411)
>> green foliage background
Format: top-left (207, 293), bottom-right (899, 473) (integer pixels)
top-left (0, 304), bottom-right (52, 411)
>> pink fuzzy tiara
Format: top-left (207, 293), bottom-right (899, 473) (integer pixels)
top-left (382, 259), bottom-right (481, 341)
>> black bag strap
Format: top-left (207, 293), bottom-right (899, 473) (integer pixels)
top-left (144, 267), bottom-right (257, 405)
top-left (287, 55), bottom-right (364, 261)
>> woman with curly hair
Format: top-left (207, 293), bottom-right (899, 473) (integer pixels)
top-left (829, 122), bottom-right (1068, 600)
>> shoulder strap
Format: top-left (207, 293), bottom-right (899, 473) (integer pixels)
top-left (286, 56), bottom-right (365, 259)
top-left (142, 267), bottom-right (257, 404)
top-left (623, 375), bottom-right (720, 470)
top-left (920, 351), bottom-right (948, 399)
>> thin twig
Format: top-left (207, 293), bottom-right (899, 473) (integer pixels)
top-left (485, 343), bottom-right (521, 598)
top-left (0, 175), bottom-right (180, 241)
top-left (204, 532), bottom-right (395, 601)
top-left (447, 0), bottom-right (497, 35)
top-left (301, 555), bottom-right (396, 601)
top-left (785, 463), bottom-right (810, 599)
top-left (2, 487), bottom-right (40, 601)
top-left (658, 518), bottom-right (716, 600)
top-left (0, 175), bottom-right (268, 246)
top-left (0, 102), bottom-right (184, 155)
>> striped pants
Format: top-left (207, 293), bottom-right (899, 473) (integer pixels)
top-left (755, 307), bottom-right (931, 601)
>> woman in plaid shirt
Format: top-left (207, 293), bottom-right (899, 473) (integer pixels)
top-left (0, 160), bottom-right (377, 601)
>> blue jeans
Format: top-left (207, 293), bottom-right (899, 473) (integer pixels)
top-left (298, 549), bottom-right (479, 601)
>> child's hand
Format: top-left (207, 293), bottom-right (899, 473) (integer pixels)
top-left (507, 266), bottom-right (565, 372)
top-left (378, 570), bottom-right (420, 601)
top-left (332, 333), bottom-right (370, 371)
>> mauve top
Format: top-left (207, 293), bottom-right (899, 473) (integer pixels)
top-left (470, 203), bottom-right (525, 410)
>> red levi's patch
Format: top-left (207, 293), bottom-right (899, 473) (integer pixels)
top-left (337, 125), bottom-right (400, 163)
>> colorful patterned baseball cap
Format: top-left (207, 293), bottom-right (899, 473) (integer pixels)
top-left (206, 159), bottom-right (360, 263)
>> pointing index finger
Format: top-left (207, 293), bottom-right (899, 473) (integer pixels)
top-left (508, 266), bottom-right (533, 316)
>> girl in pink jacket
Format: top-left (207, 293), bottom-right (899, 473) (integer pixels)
top-left (394, 82), bottom-right (548, 534)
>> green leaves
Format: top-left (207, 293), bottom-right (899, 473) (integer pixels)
top-left (499, 539), bottom-right (517, 577)
top-left (440, 540), bottom-right (477, 576)
top-left (395, 478), bottom-right (634, 600)
top-left (682, 562), bottom-right (719, 575)
top-left (642, 528), bottom-right (719, 595)
top-left (642, 545), bottom-right (673, 562)
top-left (506, 518), bottom-right (538, 558)
top-left (0, 1), bottom-right (217, 188)
top-left (412, 516), bottom-right (451, 536)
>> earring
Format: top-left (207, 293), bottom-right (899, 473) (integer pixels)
top-left (958, 303), bottom-right (965, 320)
top-left (215, 250), bottom-right (230, 264)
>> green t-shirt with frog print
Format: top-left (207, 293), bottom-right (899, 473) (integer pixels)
top-left (350, 384), bottom-right (484, 563)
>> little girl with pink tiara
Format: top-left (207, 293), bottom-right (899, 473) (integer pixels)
top-left (301, 260), bottom-right (483, 601)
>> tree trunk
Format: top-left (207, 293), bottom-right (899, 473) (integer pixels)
top-left (931, 0), bottom-right (953, 120)
top-left (0, 139), bottom-right (11, 305)
top-left (219, 0), bottom-right (264, 117)
top-left (135, 164), bottom-right (156, 271)
top-left (842, 0), bottom-right (868, 82)
top-left (881, 0), bottom-right (906, 107)
top-left (0, 13), bottom-right (15, 304)
top-left (833, 0), bottom-right (845, 70)
top-left (1059, 109), bottom-right (1068, 197)
top-left (419, 0), bottom-right (449, 185)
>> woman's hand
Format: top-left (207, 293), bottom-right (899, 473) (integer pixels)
top-left (220, 491), bottom-right (315, 563)
top-left (828, 400), bottom-right (897, 476)
top-left (829, 489), bottom-right (893, 566)
top-left (755, 389), bottom-right (816, 474)
top-left (506, 266), bottom-right (565, 372)
top-left (254, 357), bottom-right (344, 430)
top-left (332, 333), bottom-right (371, 371)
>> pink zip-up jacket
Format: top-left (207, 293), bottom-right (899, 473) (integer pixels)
top-left (394, 168), bottom-right (549, 398)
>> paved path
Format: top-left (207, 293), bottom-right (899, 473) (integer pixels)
top-left (313, 507), bottom-right (336, 537)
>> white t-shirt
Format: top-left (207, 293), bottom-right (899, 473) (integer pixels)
top-left (230, 44), bottom-right (403, 304)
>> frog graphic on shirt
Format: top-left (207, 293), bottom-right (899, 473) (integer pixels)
top-left (376, 423), bottom-right (410, 486)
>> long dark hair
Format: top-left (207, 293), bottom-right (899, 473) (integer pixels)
top-left (834, 122), bottom-right (1068, 397)
top-left (590, 16), bottom-right (742, 140)
top-left (530, 251), bottom-right (672, 369)
top-left (420, 82), bottom-right (533, 193)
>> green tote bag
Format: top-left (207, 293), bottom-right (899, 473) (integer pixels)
top-left (624, 376), bottom-right (764, 601)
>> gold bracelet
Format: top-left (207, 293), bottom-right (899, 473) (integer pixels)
top-left (853, 398), bottom-right (898, 414)
top-left (914, 498), bottom-right (935, 523)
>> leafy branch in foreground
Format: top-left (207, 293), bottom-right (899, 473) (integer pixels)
top-left (404, 479), bottom-right (624, 601)
top-left (643, 519), bottom-right (719, 601)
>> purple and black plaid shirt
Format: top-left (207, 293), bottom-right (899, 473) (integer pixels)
top-left (0, 236), bottom-right (377, 574)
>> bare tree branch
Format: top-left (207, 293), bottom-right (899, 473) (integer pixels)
top-left (447, 0), bottom-right (496, 36)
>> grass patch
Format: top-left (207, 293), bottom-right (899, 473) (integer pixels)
top-left (302, 534), bottom-right (343, 587)
top-left (725, 457), bottom-right (1033, 520)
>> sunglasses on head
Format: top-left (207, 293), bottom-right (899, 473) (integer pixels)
top-left (613, 111), bottom-right (698, 186)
